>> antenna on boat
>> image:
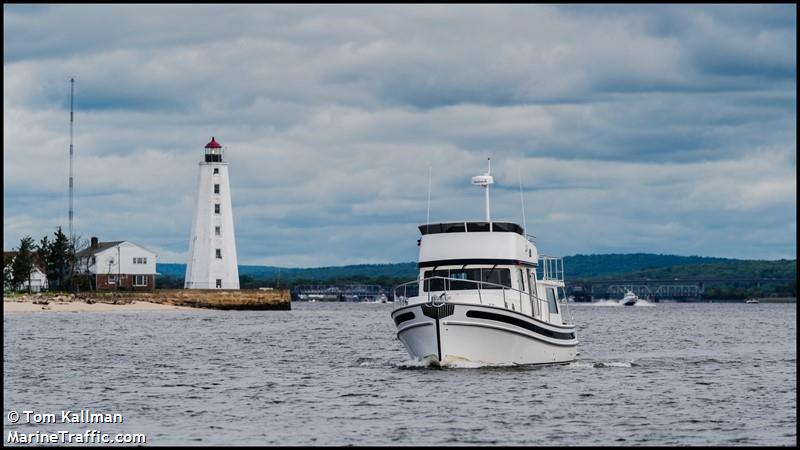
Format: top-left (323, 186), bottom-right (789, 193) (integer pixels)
top-left (471, 157), bottom-right (494, 224)
top-left (518, 167), bottom-right (527, 234)
top-left (426, 165), bottom-right (432, 226)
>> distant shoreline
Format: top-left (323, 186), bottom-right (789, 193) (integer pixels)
top-left (3, 289), bottom-right (291, 313)
top-left (4, 297), bottom-right (197, 313)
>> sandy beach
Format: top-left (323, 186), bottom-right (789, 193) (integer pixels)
top-left (3, 297), bottom-right (197, 313)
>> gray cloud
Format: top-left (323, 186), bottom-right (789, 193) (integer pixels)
top-left (3, 4), bottom-right (796, 265)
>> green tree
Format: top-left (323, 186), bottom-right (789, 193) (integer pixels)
top-left (48, 227), bottom-right (74, 291)
top-left (37, 235), bottom-right (52, 291)
top-left (11, 236), bottom-right (36, 292)
top-left (3, 253), bottom-right (13, 290)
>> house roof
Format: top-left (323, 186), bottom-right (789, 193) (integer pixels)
top-left (75, 241), bottom-right (125, 258)
top-left (4, 251), bottom-right (47, 272)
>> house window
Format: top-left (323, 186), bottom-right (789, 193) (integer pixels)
top-left (216, 279), bottom-right (222, 288)
top-left (133, 257), bottom-right (148, 264)
top-left (215, 226), bottom-right (221, 236)
top-left (215, 203), bottom-right (221, 214)
top-left (214, 184), bottom-right (220, 194)
top-left (108, 274), bottom-right (117, 284)
top-left (216, 249), bottom-right (222, 259)
top-left (213, 168), bottom-right (219, 175)
top-left (133, 275), bottom-right (148, 286)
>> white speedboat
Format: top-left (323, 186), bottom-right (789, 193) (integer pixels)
top-left (620, 290), bottom-right (639, 306)
top-left (745, 298), bottom-right (760, 304)
top-left (390, 161), bottom-right (578, 366)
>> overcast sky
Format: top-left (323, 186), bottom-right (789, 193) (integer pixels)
top-left (3, 4), bottom-right (796, 266)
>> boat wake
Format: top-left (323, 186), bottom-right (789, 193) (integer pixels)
top-left (567, 359), bottom-right (637, 369)
top-left (396, 358), bottom-right (530, 370)
top-left (592, 299), bottom-right (623, 306)
top-left (591, 299), bottom-right (655, 306)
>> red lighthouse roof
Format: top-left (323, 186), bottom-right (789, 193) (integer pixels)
top-left (205, 137), bottom-right (222, 149)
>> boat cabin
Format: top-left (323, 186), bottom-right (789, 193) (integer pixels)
top-left (400, 221), bottom-right (570, 324)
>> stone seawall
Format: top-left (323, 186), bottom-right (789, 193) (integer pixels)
top-left (71, 289), bottom-right (291, 310)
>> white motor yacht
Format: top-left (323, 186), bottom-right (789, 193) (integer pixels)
top-left (390, 161), bottom-right (578, 366)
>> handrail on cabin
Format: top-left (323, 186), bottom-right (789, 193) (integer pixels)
top-left (393, 275), bottom-right (550, 319)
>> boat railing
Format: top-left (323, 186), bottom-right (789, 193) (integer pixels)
top-left (558, 298), bottom-right (575, 326)
top-left (393, 276), bottom-right (549, 320)
top-left (537, 256), bottom-right (564, 282)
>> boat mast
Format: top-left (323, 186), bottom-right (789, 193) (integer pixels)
top-left (518, 167), bottom-right (527, 235)
top-left (471, 158), bottom-right (494, 225)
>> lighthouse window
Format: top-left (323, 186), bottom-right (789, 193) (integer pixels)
top-left (214, 184), bottom-right (220, 194)
top-left (216, 249), bottom-right (222, 259)
top-left (213, 168), bottom-right (219, 175)
top-left (215, 203), bottom-right (221, 214)
top-left (216, 279), bottom-right (222, 288)
top-left (215, 226), bottom-right (221, 236)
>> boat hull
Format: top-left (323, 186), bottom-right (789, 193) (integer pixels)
top-left (392, 302), bottom-right (578, 366)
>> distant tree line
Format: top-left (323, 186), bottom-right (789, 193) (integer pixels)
top-left (155, 273), bottom-right (413, 290)
top-left (152, 254), bottom-right (796, 297)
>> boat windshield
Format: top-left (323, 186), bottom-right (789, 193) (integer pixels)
top-left (419, 222), bottom-right (524, 236)
top-left (423, 268), bottom-right (511, 291)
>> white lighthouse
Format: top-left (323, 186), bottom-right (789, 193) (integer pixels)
top-left (184, 137), bottom-right (240, 289)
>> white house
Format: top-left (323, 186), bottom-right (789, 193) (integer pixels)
top-left (3, 251), bottom-right (49, 292)
top-left (75, 237), bottom-right (157, 291)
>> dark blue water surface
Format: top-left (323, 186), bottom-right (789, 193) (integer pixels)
top-left (3, 302), bottom-right (796, 445)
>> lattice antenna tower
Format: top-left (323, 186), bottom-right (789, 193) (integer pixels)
top-left (69, 77), bottom-right (75, 242)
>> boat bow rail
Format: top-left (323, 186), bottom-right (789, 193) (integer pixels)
top-left (393, 276), bottom-right (558, 323)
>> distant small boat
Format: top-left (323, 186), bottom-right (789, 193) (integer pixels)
top-left (745, 298), bottom-right (760, 304)
top-left (620, 290), bottom-right (638, 306)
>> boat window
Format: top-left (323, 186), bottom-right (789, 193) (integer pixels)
top-left (481, 268), bottom-right (511, 289)
top-left (443, 223), bottom-right (466, 233)
top-left (419, 221), bottom-right (523, 235)
top-left (518, 268), bottom-right (526, 292)
top-left (449, 268), bottom-right (481, 290)
top-left (546, 288), bottom-right (559, 314)
top-left (423, 270), bottom-right (448, 291)
top-left (466, 222), bottom-right (490, 232)
top-left (423, 268), bottom-right (511, 291)
top-left (492, 222), bottom-right (524, 234)
top-left (419, 224), bottom-right (441, 234)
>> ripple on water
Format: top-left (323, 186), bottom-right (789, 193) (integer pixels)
top-left (2, 302), bottom-right (796, 446)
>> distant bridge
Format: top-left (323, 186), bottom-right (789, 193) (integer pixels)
top-left (567, 278), bottom-right (795, 301)
top-left (292, 284), bottom-right (385, 301)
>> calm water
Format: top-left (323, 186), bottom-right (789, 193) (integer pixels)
top-left (3, 302), bottom-right (796, 446)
